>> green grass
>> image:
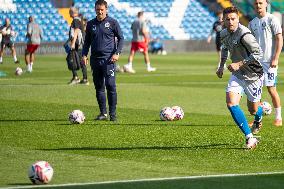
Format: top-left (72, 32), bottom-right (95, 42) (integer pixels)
top-left (0, 52), bottom-right (284, 188)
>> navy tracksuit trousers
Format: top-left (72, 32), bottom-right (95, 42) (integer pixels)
top-left (90, 57), bottom-right (117, 116)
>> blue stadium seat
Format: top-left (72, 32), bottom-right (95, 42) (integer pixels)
top-left (0, 0), bottom-right (216, 42)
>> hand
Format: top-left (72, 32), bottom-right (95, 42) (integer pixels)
top-left (111, 54), bottom-right (119, 62)
top-left (82, 56), bottom-right (88, 65)
top-left (227, 62), bottom-right (241, 72)
top-left (71, 43), bottom-right (75, 50)
top-left (216, 67), bottom-right (224, 78)
top-left (270, 59), bottom-right (278, 68)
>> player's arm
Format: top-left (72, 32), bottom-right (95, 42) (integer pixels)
top-left (71, 28), bottom-right (79, 50)
top-left (234, 33), bottom-right (262, 69)
top-left (27, 24), bottom-right (32, 37)
top-left (216, 46), bottom-right (228, 78)
top-left (111, 20), bottom-right (124, 62)
top-left (142, 23), bottom-right (150, 44)
top-left (207, 27), bottom-right (214, 43)
top-left (271, 33), bottom-right (283, 68)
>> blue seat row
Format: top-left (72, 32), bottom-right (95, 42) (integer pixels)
top-left (0, 0), bottom-right (218, 42)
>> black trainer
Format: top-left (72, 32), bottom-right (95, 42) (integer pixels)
top-left (110, 115), bottom-right (117, 122)
top-left (14, 60), bottom-right (20, 64)
top-left (95, 114), bottom-right (108, 121)
top-left (251, 120), bottom-right (262, 134)
top-left (79, 79), bottom-right (89, 85)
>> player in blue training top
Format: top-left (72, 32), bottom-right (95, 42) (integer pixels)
top-left (82, 0), bottom-right (124, 122)
top-left (216, 7), bottom-right (264, 149)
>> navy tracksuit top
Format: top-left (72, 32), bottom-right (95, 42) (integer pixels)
top-left (82, 16), bottom-right (124, 60)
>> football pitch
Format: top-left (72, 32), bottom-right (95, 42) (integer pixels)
top-left (0, 52), bottom-right (284, 188)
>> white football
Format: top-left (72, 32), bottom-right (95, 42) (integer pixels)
top-left (15, 67), bottom-right (23, 76)
top-left (160, 107), bottom-right (174, 121)
top-left (28, 161), bottom-right (53, 184)
top-left (172, 106), bottom-right (184, 120)
top-left (69, 110), bottom-right (85, 124)
top-left (261, 101), bottom-right (272, 115)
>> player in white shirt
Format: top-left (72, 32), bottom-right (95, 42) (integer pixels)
top-left (248, 0), bottom-right (283, 126)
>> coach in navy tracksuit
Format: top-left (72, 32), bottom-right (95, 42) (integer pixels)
top-left (82, 0), bottom-right (124, 121)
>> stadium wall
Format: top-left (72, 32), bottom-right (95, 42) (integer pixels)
top-left (13, 40), bottom-right (216, 55)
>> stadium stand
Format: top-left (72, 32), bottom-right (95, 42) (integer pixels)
top-left (74, 0), bottom-right (216, 40)
top-left (271, 0), bottom-right (284, 12)
top-left (0, 0), bottom-right (69, 42)
top-left (0, 0), bottom-right (219, 42)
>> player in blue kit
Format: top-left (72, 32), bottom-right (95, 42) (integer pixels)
top-left (82, 0), bottom-right (124, 122)
top-left (216, 7), bottom-right (264, 149)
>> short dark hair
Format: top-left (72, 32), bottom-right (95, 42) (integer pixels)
top-left (223, 7), bottom-right (239, 17)
top-left (217, 10), bottom-right (223, 15)
top-left (138, 11), bottom-right (144, 17)
top-left (95, 0), bottom-right (108, 8)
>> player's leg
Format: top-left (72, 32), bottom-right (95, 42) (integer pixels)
top-left (127, 50), bottom-right (135, 65)
top-left (91, 60), bottom-right (107, 120)
top-left (68, 69), bottom-right (80, 85)
top-left (10, 43), bottom-right (19, 63)
top-left (124, 46), bottom-right (136, 73)
top-left (29, 52), bottom-right (35, 72)
top-left (30, 44), bottom-right (40, 72)
top-left (105, 63), bottom-right (117, 121)
top-left (226, 76), bottom-right (257, 149)
top-left (24, 49), bottom-right (31, 72)
top-left (143, 43), bottom-right (156, 72)
top-left (267, 86), bottom-right (282, 126)
top-left (247, 100), bottom-right (263, 134)
top-left (227, 92), bottom-right (252, 138)
top-left (264, 66), bottom-right (282, 126)
top-left (0, 43), bottom-right (5, 63)
top-left (77, 49), bottom-right (89, 85)
top-left (245, 77), bottom-right (264, 134)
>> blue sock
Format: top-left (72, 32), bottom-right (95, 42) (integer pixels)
top-left (228, 105), bottom-right (251, 136)
top-left (254, 106), bottom-right (263, 122)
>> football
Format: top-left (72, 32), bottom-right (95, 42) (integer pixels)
top-left (160, 107), bottom-right (174, 121)
top-left (261, 101), bottom-right (272, 115)
top-left (69, 109), bottom-right (85, 124)
top-left (28, 161), bottom-right (53, 184)
top-left (172, 106), bottom-right (184, 120)
top-left (15, 67), bottom-right (23, 76)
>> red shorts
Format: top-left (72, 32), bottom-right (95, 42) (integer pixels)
top-left (130, 41), bottom-right (148, 53)
top-left (26, 44), bottom-right (39, 53)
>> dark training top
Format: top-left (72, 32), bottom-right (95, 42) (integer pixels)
top-left (211, 20), bottom-right (223, 40)
top-left (82, 16), bottom-right (124, 59)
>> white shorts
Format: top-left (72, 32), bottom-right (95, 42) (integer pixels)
top-left (262, 63), bottom-right (278, 87)
top-left (226, 75), bottom-right (263, 102)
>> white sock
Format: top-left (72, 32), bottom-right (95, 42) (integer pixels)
top-left (0, 57), bottom-right (2, 62)
top-left (275, 107), bottom-right (282, 120)
top-left (30, 62), bottom-right (33, 71)
top-left (245, 133), bottom-right (253, 139)
top-left (127, 62), bottom-right (132, 68)
top-left (13, 56), bottom-right (17, 62)
top-left (147, 63), bottom-right (151, 69)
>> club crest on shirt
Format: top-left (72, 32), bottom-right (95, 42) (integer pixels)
top-left (262, 22), bottom-right (266, 29)
top-left (232, 39), bottom-right (238, 45)
top-left (105, 22), bottom-right (110, 28)
top-left (92, 26), bottom-right (96, 31)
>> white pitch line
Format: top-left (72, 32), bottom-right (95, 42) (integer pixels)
top-left (2, 171), bottom-right (284, 189)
